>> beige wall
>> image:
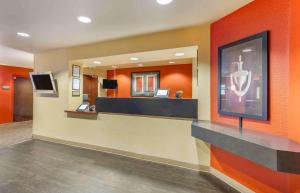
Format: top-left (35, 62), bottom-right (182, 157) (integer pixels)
top-left (33, 24), bottom-right (211, 169)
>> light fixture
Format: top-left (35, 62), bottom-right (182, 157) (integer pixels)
top-left (175, 52), bottom-right (185, 57)
top-left (130, 57), bottom-right (139, 61)
top-left (169, 61), bottom-right (175, 64)
top-left (137, 64), bottom-right (143, 67)
top-left (157, 0), bottom-right (173, 5)
top-left (112, 65), bottom-right (117, 69)
top-left (17, 32), bottom-right (30, 38)
top-left (77, 16), bottom-right (92, 23)
top-left (93, 61), bottom-right (101, 64)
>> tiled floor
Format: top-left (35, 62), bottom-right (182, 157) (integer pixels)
top-left (0, 122), bottom-right (239, 193)
top-left (0, 121), bottom-right (32, 148)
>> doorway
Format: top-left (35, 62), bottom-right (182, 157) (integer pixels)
top-left (83, 75), bottom-right (98, 105)
top-left (13, 77), bottom-right (33, 122)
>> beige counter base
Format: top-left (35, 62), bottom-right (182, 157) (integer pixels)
top-left (33, 134), bottom-right (255, 193)
top-left (33, 134), bottom-right (209, 172)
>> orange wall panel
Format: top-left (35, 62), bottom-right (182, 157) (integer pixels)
top-left (107, 64), bottom-right (192, 98)
top-left (287, 3), bottom-right (300, 191)
top-left (211, 0), bottom-right (290, 136)
top-left (0, 65), bottom-right (32, 124)
top-left (211, 0), bottom-right (300, 192)
top-left (211, 146), bottom-right (294, 193)
top-left (288, 0), bottom-right (300, 144)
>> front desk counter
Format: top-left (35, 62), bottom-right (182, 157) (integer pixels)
top-left (94, 97), bottom-right (198, 119)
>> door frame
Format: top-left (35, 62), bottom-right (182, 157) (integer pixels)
top-left (12, 75), bottom-right (33, 122)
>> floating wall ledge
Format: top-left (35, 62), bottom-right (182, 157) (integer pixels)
top-left (192, 121), bottom-right (300, 174)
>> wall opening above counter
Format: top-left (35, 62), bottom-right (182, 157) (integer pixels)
top-left (66, 46), bottom-right (200, 119)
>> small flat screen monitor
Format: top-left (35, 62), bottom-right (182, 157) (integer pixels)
top-left (30, 72), bottom-right (57, 94)
top-left (154, 89), bottom-right (169, 98)
top-left (103, 79), bottom-right (118, 89)
top-left (76, 104), bottom-right (89, 112)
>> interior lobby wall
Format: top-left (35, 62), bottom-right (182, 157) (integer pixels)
top-left (288, 0), bottom-right (300, 145)
top-left (106, 63), bottom-right (192, 98)
top-left (0, 65), bottom-right (32, 124)
top-left (33, 24), bottom-right (211, 169)
top-left (210, 0), bottom-right (300, 192)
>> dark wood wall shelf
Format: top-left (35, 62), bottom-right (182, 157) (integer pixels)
top-left (192, 120), bottom-right (300, 174)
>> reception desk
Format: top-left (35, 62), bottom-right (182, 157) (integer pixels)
top-left (96, 97), bottom-right (198, 119)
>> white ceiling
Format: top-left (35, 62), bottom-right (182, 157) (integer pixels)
top-left (0, 45), bottom-right (33, 68)
top-left (77, 46), bottom-right (198, 68)
top-left (0, 0), bottom-right (252, 53)
top-left (84, 58), bottom-right (193, 71)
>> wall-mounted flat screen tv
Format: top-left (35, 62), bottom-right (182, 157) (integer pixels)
top-left (29, 72), bottom-right (57, 94)
top-left (103, 79), bottom-right (118, 89)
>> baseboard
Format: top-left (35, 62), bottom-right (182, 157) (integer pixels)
top-left (32, 134), bottom-right (209, 172)
top-left (0, 120), bottom-right (32, 126)
top-left (210, 168), bottom-right (254, 193)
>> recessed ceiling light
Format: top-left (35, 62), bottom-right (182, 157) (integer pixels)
top-left (175, 52), bottom-right (185, 57)
top-left (93, 61), bottom-right (101, 64)
top-left (130, 57), bottom-right (139, 61)
top-left (137, 64), bottom-right (143, 67)
top-left (77, 16), bottom-right (92, 23)
top-left (157, 0), bottom-right (173, 5)
top-left (169, 61), bottom-right (175, 64)
top-left (17, 32), bottom-right (30, 38)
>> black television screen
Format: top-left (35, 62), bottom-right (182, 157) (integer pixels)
top-left (30, 72), bottom-right (57, 94)
top-left (103, 79), bottom-right (117, 89)
top-left (31, 74), bottom-right (54, 90)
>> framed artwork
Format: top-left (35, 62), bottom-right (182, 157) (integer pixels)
top-left (72, 65), bottom-right (80, 77)
top-left (72, 78), bottom-right (80, 90)
top-left (72, 91), bottom-right (80, 97)
top-left (218, 31), bottom-right (268, 120)
top-left (131, 71), bottom-right (160, 97)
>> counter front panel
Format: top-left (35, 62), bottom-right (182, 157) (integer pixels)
top-left (96, 97), bottom-right (198, 119)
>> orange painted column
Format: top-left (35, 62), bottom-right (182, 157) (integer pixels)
top-left (0, 65), bottom-right (32, 124)
top-left (210, 0), bottom-right (300, 192)
top-left (288, 0), bottom-right (300, 145)
top-left (288, 1), bottom-right (300, 191)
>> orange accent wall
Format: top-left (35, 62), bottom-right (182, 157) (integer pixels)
top-left (0, 65), bottom-right (32, 124)
top-left (107, 64), bottom-right (192, 98)
top-left (288, 2), bottom-right (300, 190)
top-left (288, 0), bottom-right (300, 146)
top-left (211, 0), bottom-right (300, 192)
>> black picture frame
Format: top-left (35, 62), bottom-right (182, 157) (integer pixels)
top-left (131, 71), bottom-right (160, 97)
top-left (72, 65), bottom-right (80, 77)
top-left (72, 91), bottom-right (80, 97)
top-left (72, 78), bottom-right (80, 90)
top-left (218, 31), bottom-right (269, 120)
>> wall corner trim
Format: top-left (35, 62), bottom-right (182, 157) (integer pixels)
top-left (210, 167), bottom-right (254, 193)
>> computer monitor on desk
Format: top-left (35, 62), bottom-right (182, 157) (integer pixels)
top-left (154, 89), bottom-right (169, 98)
top-left (76, 94), bottom-right (90, 112)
